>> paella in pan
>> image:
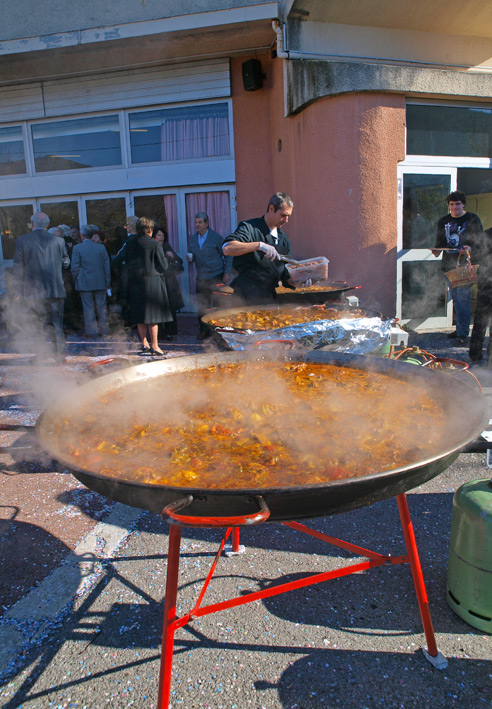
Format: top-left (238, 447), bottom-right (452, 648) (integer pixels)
top-left (37, 352), bottom-right (488, 520)
top-left (203, 303), bottom-right (379, 332)
top-left (47, 360), bottom-right (449, 490)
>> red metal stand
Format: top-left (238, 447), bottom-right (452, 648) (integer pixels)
top-left (157, 492), bottom-right (444, 708)
top-left (396, 493), bottom-right (438, 657)
top-left (232, 526), bottom-right (241, 553)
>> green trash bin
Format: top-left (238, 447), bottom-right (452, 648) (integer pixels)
top-left (447, 478), bottom-right (492, 633)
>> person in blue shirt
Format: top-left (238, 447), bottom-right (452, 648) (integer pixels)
top-left (186, 212), bottom-right (232, 339)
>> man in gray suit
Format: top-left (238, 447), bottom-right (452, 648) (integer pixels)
top-left (13, 211), bottom-right (70, 361)
top-left (186, 212), bottom-right (233, 338)
top-left (71, 224), bottom-right (111, 337)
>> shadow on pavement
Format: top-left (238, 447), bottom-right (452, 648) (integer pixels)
top-left (0, 516), bottom-right (74, 611)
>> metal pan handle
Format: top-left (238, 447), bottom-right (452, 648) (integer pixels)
top-left (254, 339), bottom-right (295, 349)
top-left (162, 495), bottom-right (270, 527)
top-left (87, 357), bottom-right (132, 375)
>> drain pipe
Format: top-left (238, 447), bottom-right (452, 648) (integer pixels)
top-left (272, 19), bottom-right (290, 59)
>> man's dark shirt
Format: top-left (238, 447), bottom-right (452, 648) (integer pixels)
top-left (224, 216), bottom-right (291, 290)
top-left (112, 233), bottom-right (137, 266)
top-left (435, 211), bottom-right (483, 272)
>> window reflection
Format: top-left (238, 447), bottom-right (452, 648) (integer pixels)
top-left (407, 105), bottom-right (492, 157)
top-left (0, 126), bottom-right (26, 176)
top-left (32, 115), bottom-right (121, 172)
top-left (0, 204), bottom-right (33, 259)
top-left (402, 174), bottom-right (451, 249)
top-left (129, 103), bottom-right (230, 163)
top-left (39, 202), bottom-right (80, 232)
top-left (85, 198), bottom-right (126, 255)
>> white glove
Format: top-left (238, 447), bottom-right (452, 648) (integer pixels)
top-left (107, 288), bottom-right (112, 297)
top-left (257, 242), bottom-right (280, 261)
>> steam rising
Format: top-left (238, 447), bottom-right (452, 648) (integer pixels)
top-left (47, 360), bottom-right (448, 490)
top-left (0, 292), bottom-right (131, 425)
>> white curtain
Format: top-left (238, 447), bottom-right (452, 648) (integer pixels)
top-left (162, 194), bottom-right (178, 251)
top-left (161, 115), bottom-right (229, 161)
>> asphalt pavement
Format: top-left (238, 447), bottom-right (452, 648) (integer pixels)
top-left (0, 316), bottom-right (491, 708)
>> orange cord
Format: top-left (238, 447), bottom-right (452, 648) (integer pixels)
top-left (385, 348), bottom-right (482, 392)
top-left (386, 347), bottom-right (436, 364)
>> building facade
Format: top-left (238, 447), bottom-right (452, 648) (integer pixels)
top-left (1, 1), bottom-right (492, 326)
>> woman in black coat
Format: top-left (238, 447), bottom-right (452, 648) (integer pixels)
top-left (152, 225), bottom-right (184, 340)
top-left (126, 217), bottom-right (172, 355)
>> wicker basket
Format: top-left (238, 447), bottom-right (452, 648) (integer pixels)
top-left (445, 253), bottom-right (477, 288)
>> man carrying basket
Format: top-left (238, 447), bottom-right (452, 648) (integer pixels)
top-left (432, 190), bottom-right (483, 345)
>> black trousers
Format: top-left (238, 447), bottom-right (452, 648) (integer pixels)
top-left (196, 275), bottom-right (221, 331)
top-left (32, 297), bottom-right (65, 356)
top-left (469, 281), bottom-right (492, 361)
top-left (231, 274), bottom-right (277, 306)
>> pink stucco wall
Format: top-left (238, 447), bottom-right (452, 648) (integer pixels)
top-left (230, 53), bottom-right (276, 219)
top-left (231, 55), bottom-right (406, 315)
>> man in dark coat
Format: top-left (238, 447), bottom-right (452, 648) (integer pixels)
top-left (71, 224), bottom-right (111, 337)
top-left (469, 227), bottom-right (492, 364)
top-left (112, 216), bottom-right (139, 326)
top-left (186, 212), bottom-right (232, 339)
top-left (13, 211), bottom-right (70, 361)
top-left (223, 192), bottom-right (295, 305)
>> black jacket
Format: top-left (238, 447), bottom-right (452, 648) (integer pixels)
top-left (224, 216), bottom-right (291, 296)
top-left (13, 229), bottom-right (69, 299)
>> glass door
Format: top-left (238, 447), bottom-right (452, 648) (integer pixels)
top-left (397, 166), bottom-right (456, 329)
top-left (131, 186), bottom-right (236, 312)
top-left (132, 190), bottom-right (191, 308)
top-left (184, 189), bottom-right (233, 307)
top-left (0, 202), bottom-right (35, 260)
top-left (83, 194), bottom-right (127, 255)
top-left (38, 198), bottom-right (81, 233)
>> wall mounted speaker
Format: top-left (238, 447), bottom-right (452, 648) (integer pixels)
top-left (242, 59), bottom-right (264, 91)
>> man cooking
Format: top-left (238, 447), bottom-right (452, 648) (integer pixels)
top-left (222, 192), bottom-right (296, 304)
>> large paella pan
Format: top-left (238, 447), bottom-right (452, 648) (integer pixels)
top-left (36, 351), bottom-right (488, 522)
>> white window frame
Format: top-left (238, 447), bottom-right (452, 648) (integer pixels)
top-left (0, 100), bottom-right (235, 201)
top-left (0, 123), bottom-right (28, 178)
top-left (124, 97), bottom-right (235, 169)
top-left (396, 165), bottom-right (457, 329)
top-left (0, 98), bottom-right (235, 180)
top-left (29, 110), bottom-right (124, 176)
top-left (130, 183), bottom-right (237, 311)
top-left (398, 99), bottom-right (492, 329)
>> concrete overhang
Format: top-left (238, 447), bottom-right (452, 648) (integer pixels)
top-left (286, 59), bottom-right (492, 115)
top-left (0, 3), bottom-right (279, 85)
top-left (287, 0), bottom-right (492, 39)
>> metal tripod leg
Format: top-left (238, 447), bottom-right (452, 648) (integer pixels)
top-left (157, 524), bottom-right (182, 708)
top-left (224, 526), bottom-right (245, 556)
top-left (396, 493), bottom-right (447, 669)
